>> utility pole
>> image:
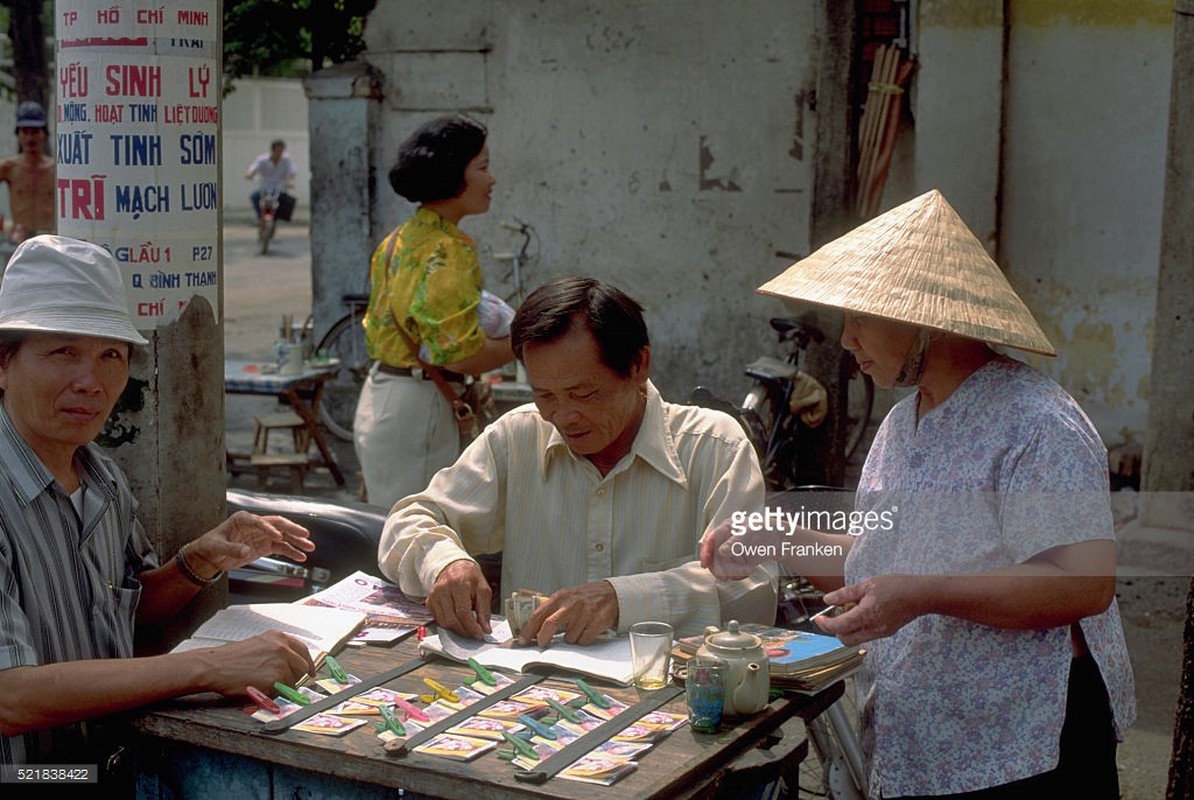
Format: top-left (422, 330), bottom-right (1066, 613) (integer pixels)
top-left (1149, 1), bottom-right (1194, 797)
top-left (55, 1), bottom-right (227, 647)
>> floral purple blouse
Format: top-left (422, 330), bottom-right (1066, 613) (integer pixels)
top-left (847, 356), bottom-right (1135, 797)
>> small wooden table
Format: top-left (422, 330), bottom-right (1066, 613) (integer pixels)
top-left (224, 360), bottom-right (346, 487)
top-left (129, 636), bottom-right (843, 799)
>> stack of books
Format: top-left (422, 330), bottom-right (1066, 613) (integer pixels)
top-left (675, 623), bottom-right (864, 693)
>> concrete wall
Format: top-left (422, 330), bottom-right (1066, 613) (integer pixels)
top-left (882, 0), bottom-right (1172, 447)
top-left (361, 0), bottom-right (818, 400)
top-left (354, 0), bottom-right (1174, 447)
top-left (221, 77), bottom-right (310, 218)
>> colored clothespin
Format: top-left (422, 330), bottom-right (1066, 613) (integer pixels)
top-left (574, 678), bottom-right (612, 709)
top-left (273, 682), bottom-right (310, 706)
top-left (501, 730), bottom-right (539, 759)
top-left (517, 714), bottom-right (557, 740)
top-left (421, 677), bottom-right (459, 703)
top-left (324, 655), bottom-right (348, 684)
top-left (466, 657), bottom-right (497, 687)
top-left (546, 697), bottom-right (581, 723)
top-left (246, 685), bottom-right (281, 715)
top-left (379, 703), bottom-right (407, 736)
top-left (393, 695), bottom-right (431, 722)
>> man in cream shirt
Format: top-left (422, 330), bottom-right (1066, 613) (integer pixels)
top-left (378, 278), bottom-right (776, 646)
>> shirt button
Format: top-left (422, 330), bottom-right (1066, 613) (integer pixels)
top-left (595, 544), bottom-right (604, 552)
top-left (597, 488), bottom-right (606, 496)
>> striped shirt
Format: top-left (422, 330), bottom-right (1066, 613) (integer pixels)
top-left (379, 381), bottom-right (777, 637)
top-left (0, 405), bottom-right (157, 765)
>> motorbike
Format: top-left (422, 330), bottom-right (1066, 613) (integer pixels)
top-left (225, 488), bottom-right (388, 603)
top-left (224, 488), bottom-right (503, 606)
top-left (256, 188), bottom-right (296, 255)
top-left (692, 313), bottom-right (874, 491)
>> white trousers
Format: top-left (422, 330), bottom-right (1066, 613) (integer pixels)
top-left (353, 367), bottom-right (460, 509)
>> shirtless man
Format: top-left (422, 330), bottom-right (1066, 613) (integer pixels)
top-left (0, 101), bottom-right (55, 243)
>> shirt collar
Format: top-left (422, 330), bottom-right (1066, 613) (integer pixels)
top-left (541, 380), bottom-right (688, 487)
top-left (0, 403), bottom-right (113, 506)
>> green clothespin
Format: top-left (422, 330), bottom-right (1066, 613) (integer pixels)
top-left (273, 682), bottom-right (310, 706)
top-left (325, 655), bottom-right (348, 684)
top-left (379, 703), bottom-right (407, 736)
top-left (467, 657), bottom-right (497, 686)
top-left (546, 697), bottom-right (581, 723)
top-left (574, 678), bottom-right (611, 709)
top-left (501, 730), bottom-right (539, 759)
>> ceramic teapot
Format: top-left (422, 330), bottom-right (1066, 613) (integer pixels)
top-left (695, 620), bottom-right (770, 716)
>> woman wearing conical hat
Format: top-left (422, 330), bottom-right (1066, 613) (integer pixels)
top-left (702, 190), bottom-right (1134, 798)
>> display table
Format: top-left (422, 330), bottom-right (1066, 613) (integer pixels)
top-left (130, 635), bottom-right (843, 799)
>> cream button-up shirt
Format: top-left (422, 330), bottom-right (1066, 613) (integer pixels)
top-left (378, 381), bottom-right (776, 636)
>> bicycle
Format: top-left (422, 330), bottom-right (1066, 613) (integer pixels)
top-left (493, 217), bottom-right (538, 306)
top-left (256, 187), bottom-right (296, 255)
top-left (693, 314), bottom-right (875, 491)
top-left (315, 292), bottom-right (370, 442)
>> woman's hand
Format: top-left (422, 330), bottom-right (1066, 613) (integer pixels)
top-left (814, 575), bottom-right (925, 646)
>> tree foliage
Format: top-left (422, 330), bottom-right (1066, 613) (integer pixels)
top-left (0, 0), bottom-right (51, 104)
top-left (223, 0), bottom-right (376, 86)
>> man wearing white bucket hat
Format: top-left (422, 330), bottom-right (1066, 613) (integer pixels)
top-left (702, 190), bottom-right (1134, 798)
top-left (0, 236), bottom-right (318, 768)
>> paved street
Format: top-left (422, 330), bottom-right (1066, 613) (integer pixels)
top-left (222, 217), bottom-right (362, 504)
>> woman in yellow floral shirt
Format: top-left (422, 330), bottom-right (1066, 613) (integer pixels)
top-left (354, 116), bottom-right (514, 507)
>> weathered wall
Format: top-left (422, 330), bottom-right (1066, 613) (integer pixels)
top-left (221, 77), bottom-right (310, 217)
top-left (884, 0), bottom-right (1172, 446)
top-left (361, 0), bottom-right (818, 400)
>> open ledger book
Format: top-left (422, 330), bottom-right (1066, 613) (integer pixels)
top-left (419, 620), bottom-right (637, 686)
top-left (171, 603), bottom-right (366, 663)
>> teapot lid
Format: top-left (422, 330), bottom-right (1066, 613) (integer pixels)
top-left (705, 620), bottom-right (762, 650)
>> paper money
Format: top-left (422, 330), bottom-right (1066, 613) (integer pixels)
top-left (503, 589), bottom-right (547, 637)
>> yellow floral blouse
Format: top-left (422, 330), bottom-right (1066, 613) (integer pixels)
top-left (363, 207), bottom-right (487, 368)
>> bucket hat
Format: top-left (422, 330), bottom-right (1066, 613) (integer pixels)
top-left (15, 100), bottom-right (47, 132)
top-left (758, 189), bottom-right (1055, 356)
top-left (0, 235), bottom-right (148, 345)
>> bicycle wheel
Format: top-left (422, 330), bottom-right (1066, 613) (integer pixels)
top-left (259, 216), bottom-right (276, 255)
top-left (316, 310), bottom-right (369, 441)
top-left (843, 367), bottom-right (874, 464)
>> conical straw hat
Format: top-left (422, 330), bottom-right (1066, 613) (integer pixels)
top-left (758, 189), bottom-right (1055, 356)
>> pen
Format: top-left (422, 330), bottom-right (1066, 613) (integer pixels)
top-left (273, 681), bottom-right (310, 706)
top-left (246, 685), bottom-right (281, 715)
top-left (325, 655), bottom-right (348, 684)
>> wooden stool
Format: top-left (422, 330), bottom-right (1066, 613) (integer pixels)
top-left (250, 453), bottom-right (309, 493)
top-left (252, 411), bottom-right (310, 455)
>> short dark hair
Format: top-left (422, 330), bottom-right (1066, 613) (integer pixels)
top-left (270, 139), bottom-right (285, 150)
top-left (388, 115), bottom-right (488, 203)
top-left (511, 278), bottom-right (649, 377)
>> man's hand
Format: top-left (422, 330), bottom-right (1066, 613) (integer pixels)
top-left (195, 630), bottom-right (314, 697)
top-left (185, 512), bottom-right (315, 579)
top-left (427, 559), bottom-right (492, 639)
top-left (518, 581), bottom-right (619, 647)
top-left (699, 518), bottom-right (758, 580)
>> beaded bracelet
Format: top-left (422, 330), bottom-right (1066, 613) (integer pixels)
top-left (175, 543), bottom-right (224, 588)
